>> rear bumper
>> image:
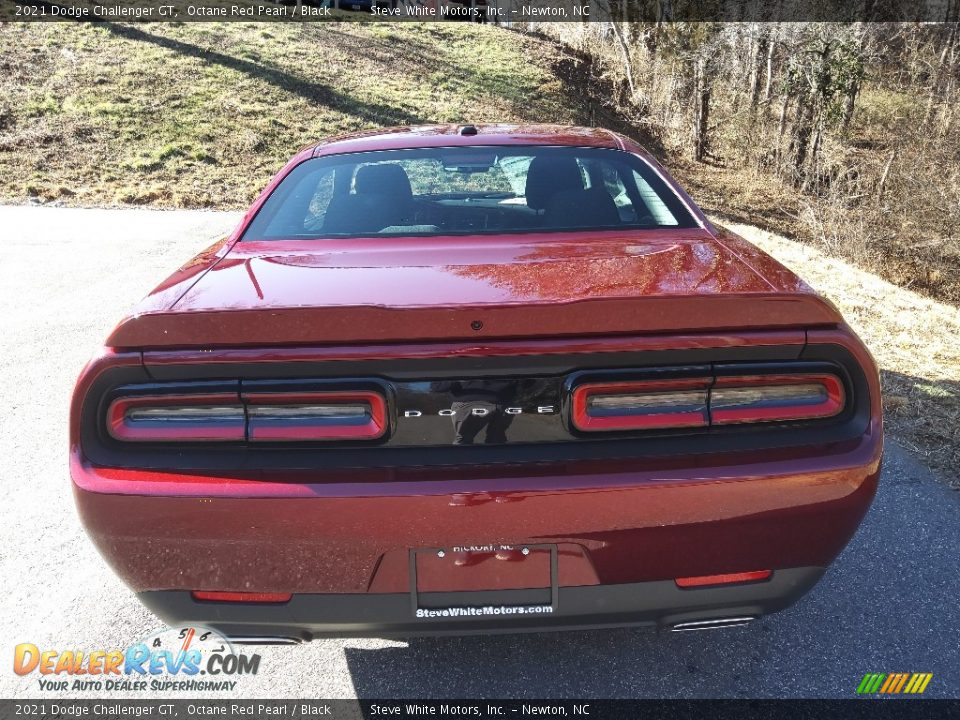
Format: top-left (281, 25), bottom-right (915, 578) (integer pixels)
top-left (73, 431), bottom-right (880, 598)
top-left (139, 566), bottom-right (825, 640)
top-left (73, 415), bottom-right (880, 639)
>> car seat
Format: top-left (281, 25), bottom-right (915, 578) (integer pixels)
top-left (323, 163), bottom-right (413, 234)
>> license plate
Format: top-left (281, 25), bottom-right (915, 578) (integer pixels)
top-left (409, 544), bottom-right (558, 620)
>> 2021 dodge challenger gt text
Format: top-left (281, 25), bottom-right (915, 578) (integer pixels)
top-left (71, 124), bottom-right (882, 641)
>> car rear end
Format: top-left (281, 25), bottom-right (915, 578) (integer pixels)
top-left (72, 324), bottom-right (880, 640)
top-left (70, 130), bottom-right (882, 640)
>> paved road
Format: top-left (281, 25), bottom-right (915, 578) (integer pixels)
top-left (2, 205), bottom-right (958, 699)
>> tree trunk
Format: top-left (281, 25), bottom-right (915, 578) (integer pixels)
top-left (924, 23), bottom-right (958, 126)
top-left (694, 57), bottom-right (711, 162)
top-left (764, 37), bottom-right (775, 103)
top-left (658, 0), bottom-right (672, 22)
top-left (877, 148), bottom-right (897, 204)
top-left (749, 26), bottom-right (765, 110)
top-left (804, 122), bottom-right (822, 192)
top-left (841, 24), bottom-right (866, 133)
top-left (841, 77), bottom-right (860, 132)
top-left (777, 92), bottom-right (790, 138)
top-left (613, 23), bottom-right (636, 99)
top-left (791, 97), bottom-right (814, 185)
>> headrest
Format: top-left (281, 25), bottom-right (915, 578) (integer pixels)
top-left (524, 156), bottom-right (584, 210)
top-left (543, 188), bottom-right (620, 228)
top-left (355, 164), bottom-right (413, 205)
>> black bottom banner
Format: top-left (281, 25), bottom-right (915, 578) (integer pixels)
top-left (3, 699), bottom-right (960, 720)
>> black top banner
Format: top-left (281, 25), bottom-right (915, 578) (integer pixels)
top-left (1, 0), bottom-right (958, 22)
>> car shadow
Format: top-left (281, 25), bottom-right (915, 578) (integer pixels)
top-left (341, 442), bottom-right (960, 699)
top-left (341, 619), bottom-right (789, 698)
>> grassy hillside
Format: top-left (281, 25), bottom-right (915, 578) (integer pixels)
top-left (0, 22), bottom-right (631, 207)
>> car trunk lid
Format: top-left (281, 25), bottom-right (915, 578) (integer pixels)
top-left (107, 229), bottom-right (840, 348)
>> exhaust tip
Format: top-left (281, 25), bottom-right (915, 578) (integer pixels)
top-left (670, 616), bottom-right (756, 632)
top-left (228, 636), bottom-right (305, 645)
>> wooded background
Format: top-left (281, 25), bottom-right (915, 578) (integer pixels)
top-left (534, 21), bottom-right (959, 302)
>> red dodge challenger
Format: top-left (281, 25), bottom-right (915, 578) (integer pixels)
top-left (71, 124), bottom-right (882, 641)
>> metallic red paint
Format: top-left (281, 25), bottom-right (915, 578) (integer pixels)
top-left (71, 125), bottom-right (883, 636)
top-left (73, 442), bottom-right (878, 594)
top-left (104, 124), bottom-right (835, 349)
top-left (106, 230), bottom-right (840, 349)
top-left (71, 329), bottom-right (882, 594)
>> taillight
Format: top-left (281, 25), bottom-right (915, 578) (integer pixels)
top-left (107, 394), bottom-right (245, 442)
top-left (245, 391), bottom-right (386, 442)
top-left (711, 374), bottom-right (844, 425)
top-left (107, 389), bottom-right (388, 443)
top-left (572, 373), bottom-right (844, 432)
top-left (572, 379), bottom-right (711, 431)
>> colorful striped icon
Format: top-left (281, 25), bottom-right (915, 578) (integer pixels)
top-left (857, 673), bottom-right (933, 695)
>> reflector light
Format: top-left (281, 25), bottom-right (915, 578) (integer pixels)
top-left (571, 379), bottom-right (711, 432)
top-left (711, 374), bottom-right (844, 425)
top-left (107, 394), bottom-right (245, 442)
top-left (245, 391), bottom-right (387, 441)
top-left (675, 570), bottom-right (772, 588)
top-left (191, 591), bottom-right (292, 603)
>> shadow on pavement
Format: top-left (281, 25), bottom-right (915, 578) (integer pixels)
top-left (342, 445), bottom-right (960, 699)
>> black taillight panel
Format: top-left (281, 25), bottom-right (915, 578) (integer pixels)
top-left (81, 347), bottom-right (869, 471)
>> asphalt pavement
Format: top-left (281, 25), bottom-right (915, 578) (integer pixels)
top-left (1, 205), bottom-right (957, 699)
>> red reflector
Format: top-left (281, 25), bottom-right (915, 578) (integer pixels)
top-left (191, 591), bottom-right (292, 604)
top-left (571, 379), bottom-right (711, 432)
top-left (107, 394), bottom-right (245, 442)
top-left (675, 570), bottom-right (772, 588)
top-left (244, 391), bottom-right (387, 441)
top-left (711, 374), bottom-right (844, 425)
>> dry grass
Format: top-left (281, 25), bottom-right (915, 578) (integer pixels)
top-left (725, 220), bottom-right (960, 487)
top-left (0, 23), bottom-right (585, 208)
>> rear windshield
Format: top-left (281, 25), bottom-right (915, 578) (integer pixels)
top-left (242, 145), bottom-right (698, 241)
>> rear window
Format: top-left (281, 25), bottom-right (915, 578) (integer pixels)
top-left (242, 146), bottom-right (698, 241)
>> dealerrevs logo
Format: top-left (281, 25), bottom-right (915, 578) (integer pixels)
top-left (13, 626), bottom-right (260, 692)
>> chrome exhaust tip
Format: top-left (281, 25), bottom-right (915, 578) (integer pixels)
top-left (670, 616), bottom-right (756, 632)
top-left (228, 636), bottom-right (305, 645)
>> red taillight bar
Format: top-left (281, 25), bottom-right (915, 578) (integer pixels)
top-left (191, 591), bottom-right (292, 604)
top-left (571, 378), bottom-right (711, 432)
top-left (107, 394), bottom-right (245, 442)
top-left (573, 373), bottom-right (845, 432)
top-left (711, 374), bottom-right (844, 425)
top-left (244, 391), bottom-right (387, 442)
top-left (675, 570), bottom-right (772, 588)
top-left (108, 390), bottom-right (388, 443)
